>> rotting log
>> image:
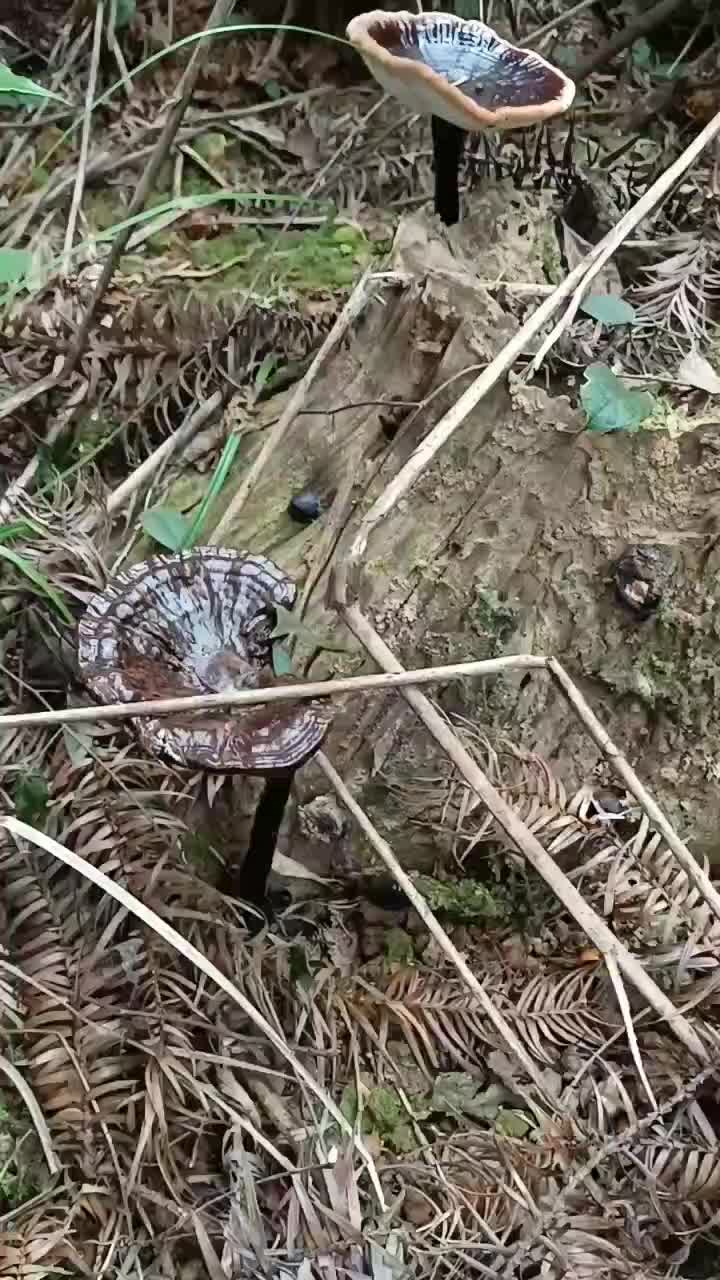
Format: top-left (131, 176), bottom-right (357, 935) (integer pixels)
top-left (158, 188), bottom-right (720, 874)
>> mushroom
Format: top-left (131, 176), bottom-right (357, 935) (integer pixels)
top-left (346, 10), bottom-right (575, 225)
top-left (77, 547), bottom-right (333, 916)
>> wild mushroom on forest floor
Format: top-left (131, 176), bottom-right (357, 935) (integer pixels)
top-left (77, 548), bottom-right (333, 922)
top-left (347, 10), bottom-right (575, 225)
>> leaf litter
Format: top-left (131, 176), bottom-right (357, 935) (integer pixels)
top-left (2, 2), bottom-right (720, 1279)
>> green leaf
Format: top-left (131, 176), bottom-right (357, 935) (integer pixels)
top-left (14, 772), bottom-right (49, 827)
top-left (580, 364), bottom-right (655, 434)
top-left (141, 507), bottom-right (192, 551)
top-left (632, 37), bottom-right (685, 81)
top-left (183, 435), bottom-right (241, 549)
top-left (0, 547), bottom-right (73, 623)
top-left (495, 1109), bottom-right (533, 1138)
top-left (580, 294), bottom-right (636, 327)
top-left (0, 67), bottom-right (63, 104)
top-left (0, 249), bottom-right (31, 286)
top-left (112, 0), bottom-right (136, 29)
top-left (367, 1087), bottom-right (416, 1153)
top-left (431, 1074), bottom-right (511, 1123)
top-left (272, 641), bottom-right (294, 677)
top-left (253, 353), bottom-right (278, 398)
top-left (270, 603), bottom-right (349, 654)
top-left (384, 927), bottom-right (415, 969)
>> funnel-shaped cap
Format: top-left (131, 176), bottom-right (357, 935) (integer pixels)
top-left (77, 547), bottom-right (333, 774)
top-left (347, 10), bottom-right (575, 130)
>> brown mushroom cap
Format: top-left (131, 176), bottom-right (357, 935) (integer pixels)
top-left (346, 10), bottom-right (575, 130)
top-left (77, 547), bottom-right (333, 774)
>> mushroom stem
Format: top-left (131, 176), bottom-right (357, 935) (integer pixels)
top-left (226, 773), bottom-right (294, 907)
top-left (431, 115), bottom-right (466, 226)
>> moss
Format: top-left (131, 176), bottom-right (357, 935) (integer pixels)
top-left (539, 221), bottom-right (564, 285)
top-left (467, 588), bottom-right (518, 658)
top-left (186, 223), bottom-right (376, 296)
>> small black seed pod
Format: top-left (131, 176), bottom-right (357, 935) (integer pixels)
top-left (288, 492), bottom-right (322, 524)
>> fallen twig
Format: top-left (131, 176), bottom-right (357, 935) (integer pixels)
top-left (574, 0), bottom-right (685, 82)
top-left (62, 1), bottom-right (104, 273)
top-left (332, 601), bottom-right (708, 1062)
top-left (549, 656), bottom-right (720, 930)
top-left (0, 655), bottom-right (547, 731)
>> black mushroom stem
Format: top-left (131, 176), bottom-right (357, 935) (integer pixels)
top-left (431, 115), bottom-right (466, 226)
top-left (222, 772), bottom-right (295, 911)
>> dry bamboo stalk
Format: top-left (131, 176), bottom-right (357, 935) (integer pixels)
top-left (549, 657), bottom-right (720, 924)
top-left (337, 602), bottom-right (708, 1062)
top-left (0, 655), bottom-right (547, 731)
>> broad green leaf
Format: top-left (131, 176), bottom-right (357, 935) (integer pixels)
top-left (0, 249), bottom-right (31, 285)
top-left (0, 67), bottom-right (63, 104)
top-left (272, 641), bottom-right (294, 677)
top-left (14, 772), bottom-right (49, 827)
top-left (184, 436), bottom-right (241, 548)
top-left (632, 37), bottom-right (685, 81)
top-left (63, 725), bottom-right (97, 768)
top-left (431, 1074), bottom-right (511, 1123)
top-left (270, 602), bottom-right (349, 653)
top-left (495, 1109), bottom-right (533, 1138)
top-left (580, 364), bottom-right (655, 433)
top-left (253, 353), bottom-right (278, 397)
top-left (112, 0), bottom-right (136, 29)
top-left (141, 507), bottom-right (191, 551)
top-left (580, 294), bottom-right (636, 327)
top-left (0, 547), bottom-right (73, 623)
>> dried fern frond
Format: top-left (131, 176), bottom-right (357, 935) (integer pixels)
top-left (631, 230), bottom-right (720, 352)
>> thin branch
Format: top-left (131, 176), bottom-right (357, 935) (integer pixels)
top-left (604, 953), bottom-right (657, 1109)
top-left (548, 656), bottom-right (720, 930)
top-left (0, 0), bottom-right (237, 521)
top-left (64, 0), bottom-right (237, 370)
top-left (574, 0), bottom-right (685, 82)
top-left (106, 391), bottom-right (227, 514)
top-left (0, 1053), bottom-right (60, 1177)
top-left (0, 656), bottom-right (547, 731)
top-left (62, 2), bottom-right (104, 273)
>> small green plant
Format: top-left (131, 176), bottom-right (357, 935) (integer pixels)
top-left (414, 874), bottom-right (511, 923)
top-left (0, 546), bottom-right (73, 624)
top-left (0, 1099), bottom-right (38, 1210)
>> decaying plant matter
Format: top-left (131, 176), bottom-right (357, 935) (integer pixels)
top-left (3, 0), bottom-right (720, 1276)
